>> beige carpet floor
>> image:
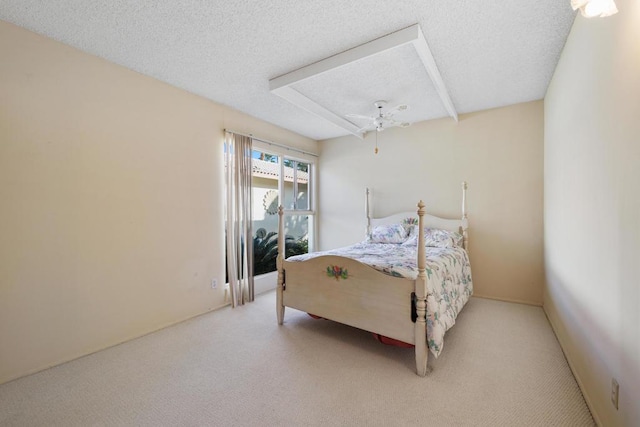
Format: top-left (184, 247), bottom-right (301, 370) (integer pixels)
top-left (0, 293), bottom-right (594, 426)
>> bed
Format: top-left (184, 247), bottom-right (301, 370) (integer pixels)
top-left (276, 182), bottom-right (472, 376)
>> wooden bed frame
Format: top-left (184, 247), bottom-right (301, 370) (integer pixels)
top-left (276, 182), bottom-right (469, 376)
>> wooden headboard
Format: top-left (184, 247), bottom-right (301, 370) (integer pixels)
top-left (365, 182), bottom-right (469, 249)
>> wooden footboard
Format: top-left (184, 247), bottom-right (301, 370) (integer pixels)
top-left (281, 255), bottom-right (416, 344)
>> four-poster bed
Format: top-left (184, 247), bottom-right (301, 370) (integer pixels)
top-left (276, 182), bottom-right (472, 376)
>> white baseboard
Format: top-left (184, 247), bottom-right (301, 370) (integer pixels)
top-left (472, 293), bottom-right (542, 307)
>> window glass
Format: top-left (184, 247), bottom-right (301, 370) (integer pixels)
top-left (284, 214), bottom-right (309, 257)
top-left (238, 151), bottom-right (313, 277)
top-left (283, 159), bottom-right (310, 210)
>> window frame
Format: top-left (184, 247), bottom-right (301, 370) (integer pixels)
top-left (252, 140), bottom-right (317, 255)
top-left (280, 157), bottom-right (313, 213)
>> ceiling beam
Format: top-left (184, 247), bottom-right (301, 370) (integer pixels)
top-left (272, 86), bottom-right (365, 138)
top-left (412, 27), bottom-right (458, 122)
top-left (270, 25), bottom-right (420, 91)
top-left (269, 24), bottom-right (457, 137)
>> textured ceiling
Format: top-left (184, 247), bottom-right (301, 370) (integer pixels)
top-left (0, 0), bottom-right (576, 140)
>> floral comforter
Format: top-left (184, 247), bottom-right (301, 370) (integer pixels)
top-left (288, 242), bottom-right (473, 357)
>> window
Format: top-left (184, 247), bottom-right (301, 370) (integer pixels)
top-left (252, 150), bottom-right (314, 276)
top-left (228, 144), bottom-right (315, 279)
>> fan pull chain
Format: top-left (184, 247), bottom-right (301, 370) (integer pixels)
top-left (375, 130), bottom-right (379, 154)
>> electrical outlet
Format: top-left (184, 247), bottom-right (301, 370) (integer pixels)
top-left (611, 378), bottom-right (619, 410)
top-left (211, 279), bottom-right (218, 289)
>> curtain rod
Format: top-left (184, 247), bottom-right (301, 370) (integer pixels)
top-left (224, 129), bottom-right (319, 158)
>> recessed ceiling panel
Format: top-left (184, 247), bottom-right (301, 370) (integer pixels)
top-left (270, 24), bottom-right (457, 138)
top-left (291, 43), bottom-right (449, 130)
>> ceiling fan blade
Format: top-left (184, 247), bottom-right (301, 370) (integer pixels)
top-left (387, 118), bottom-right (411, 128)
top-left (345, 113), bottom-right (375, 120)
top-left (356, 124), bottom-right (374, 133)
top-left (383, 104), bottom-right (409, 117)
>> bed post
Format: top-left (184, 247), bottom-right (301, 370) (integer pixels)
top-left (365, 188), bottom-right (371, 239)
top-left (461, 181), bottom-right (469, 250)
top-left (415, 200), bottom-right (429, 376)
top-left (276, 205), bottom-right (285, 325)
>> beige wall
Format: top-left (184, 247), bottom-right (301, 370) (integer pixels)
top-left (318, 101), bottom-right (544, 305)
top-left (0, 21), bottom-right (317, 384)
top-left (544, 2), bottom-right (640, 426)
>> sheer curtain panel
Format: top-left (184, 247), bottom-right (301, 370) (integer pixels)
top-left (224, 132), bottom-right (254, 307)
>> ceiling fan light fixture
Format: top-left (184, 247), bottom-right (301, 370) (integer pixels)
top-left (346, 100), bottom-right (411, 135)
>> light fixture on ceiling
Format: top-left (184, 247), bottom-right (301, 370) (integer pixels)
top-left (346, 101), bottom-right (410, 134)
top-left (571, 0), bottom-right (618, 18)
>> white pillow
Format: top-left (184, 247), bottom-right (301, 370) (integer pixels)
top-left (368, 223), bottom-right (408, 244)
top-left (402, 226), bottom-right (463, 248)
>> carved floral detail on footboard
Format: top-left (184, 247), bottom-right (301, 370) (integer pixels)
top-left (327, 265), bottom-right (348, 280)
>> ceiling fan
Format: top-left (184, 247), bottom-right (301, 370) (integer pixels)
top-left (346, 100), bottom-right (410, 134)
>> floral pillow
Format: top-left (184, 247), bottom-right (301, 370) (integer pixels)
top-left (401, 217), bottom-right (419, 234)
top-left (402, 226), bottom-right (464, 248)
top-left (368, 223), bottom-right (409, 244)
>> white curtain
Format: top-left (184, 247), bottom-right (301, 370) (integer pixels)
top-left (224, 132), bottom-right (254, 307)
